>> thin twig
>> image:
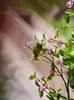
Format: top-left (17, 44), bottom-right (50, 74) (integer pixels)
top-left (44, 56), bottom-right (70, 100)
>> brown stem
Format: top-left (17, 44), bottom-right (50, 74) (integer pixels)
top-left (67, 80), bottom-right (70, 100)
top-left (44, 56), bottom-right (70, 100)
top-left (44, 56), bottom-right (52, 62)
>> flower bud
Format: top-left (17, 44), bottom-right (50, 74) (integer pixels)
top-left (40, 85), bottom-right (46, 92)
top-left (24, 42), bottom-right (30, 48)
top-left (45, 47), bottom-right (52, 54)
top-left (57, 40), bottom-right (63, 47)
top-left (56, 60), bottom-right (62, 65)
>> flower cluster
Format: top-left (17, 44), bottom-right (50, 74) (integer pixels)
top-left (66, 0), bottom-right (74, 8)
top-left (24, 30), bottom-right (74, 99)
top-left (24, 1), bottom-right (74, 99)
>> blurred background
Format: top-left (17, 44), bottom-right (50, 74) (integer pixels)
top-left (1, 0), bottom-right (74, 100)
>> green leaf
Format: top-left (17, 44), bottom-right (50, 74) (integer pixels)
top-left (34, 72), bottom-right (36, 78)
top-left (72, 30), bottom-right (74, 39)
top-left (50, 88), bottom-right (56, 94)
top-left (63, 58), bottom-right (72, 66)
top-left (37, 43), bottom-right (42, 50)
top-left (72, 34), bottom-right (74, 39)
top-left (70, 79), bottom-right (74, 89)
top-left (68, 66), bottom-right (74, 79)
top-left (29, 72), bottom-right (36, 80)
top-left (54, 29), bottom-right (59, 39)
top-left (46, 95), bottom-right (54, 100)
top-left (57, 88), bottom-right (62, 93)
top-left (46, 95), bottom-right (51, 100)
top-left (70, 98), bottom-right (74, 100)
top-left (60, 95), bottom-right (67, 99)
top-left (47, 75), bottom-right (52, 81)
top-left (35, 80), bottom-right (40, 87)
top-left (41, 76), bottom-right (47, 83)
top-left (59, 50), bottom-right (64, 56)
top-left (51, 63), bottom-right (55, 70)
top-left (67, 66), bottom-right (74, 89)
top-left (38, 88), bottom-right (44, 98)
top-left (65, 10), bottom-right (74, 16)
top-left (62, 14), bottom-right (69, 26)
top-left (34, 35), bottom-right (38, 40)
top-left (52, 49), bottom-right (59, 58)
top-left (30, 56), bottom-right (39, 61)
top-left (43, 34), bottom-right (46, 39)
top-left (57, 93), bottom-right (61, 99)
top-left (43, 48), bottom-right (47, 52)
top-left (29, 75), bottom-right (35, 80)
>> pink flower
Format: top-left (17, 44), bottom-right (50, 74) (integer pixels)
top-left (42, 82), bottom-right (46, 86)
top-left (71, 0), bottom-right (74, 3)
top-left (57, 40), bottom-right (63, 47)
top-left (24, 42), bottom-right (30, 48)
top-left (56, 60), bottom-right (62, 65)
top-left (40, 85), bottom-right (46, 92)
top-left (66, 1), bottom-right (73, 8)
top-left (45, 47), bottom-right (52, 54)
top-left (63, 69), bottom-right (68, 74)
top-left (40, 82), bottom-right (46, 92)
top-left (48, 35), bottom-right (53, 42)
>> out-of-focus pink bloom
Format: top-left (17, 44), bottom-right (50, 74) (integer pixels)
top-left (57, 40), bottom-right (63, 47)
top-left (48, 35), bottom-right (53, 42)
top-left (56, 60), bottom-right (62, 65)
top-left (63, 69), bottom-right (68, 75)
top-left (72, 0), bottom-right (74, 3)
top-left (45, 47), bottom-right (52, 54)
top-left (66, 0), bottom-right (73, 8)
top-left (24, 42), bottom-right (30, 48)
top-left (42, 82), bottom-right (46, 86)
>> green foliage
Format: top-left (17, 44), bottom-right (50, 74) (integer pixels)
top-left (68, 66), bottom-right (74, 89)
top-left (38, 88), bottom-right (44, 98)
top-left (65, 10), bottom-right (74, 16)
top-left (62, 14), bottom-right (70, 27)
top-left (46, 88), bottom-right (67, 100)
top-left (63, 57), bottom-right (74, 66)
top-left (43, 33), bottom-right (46, 39)
top-left (29, 72), bottom-right (36, 80)
top-left (54, 29), bottom-right (59, 39)
top-left (35, 80), bottom-right (40, 87)
top-left (51, 63), bottom-right (55, 70)
top-left (32, 43), bottom-right (43, 60)
top-left (41, 76), bottom-right (47, 83)
top-left (70, 98), bottom-right (74, 100)
top-left (46, 75), bottom-right (52, 80)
